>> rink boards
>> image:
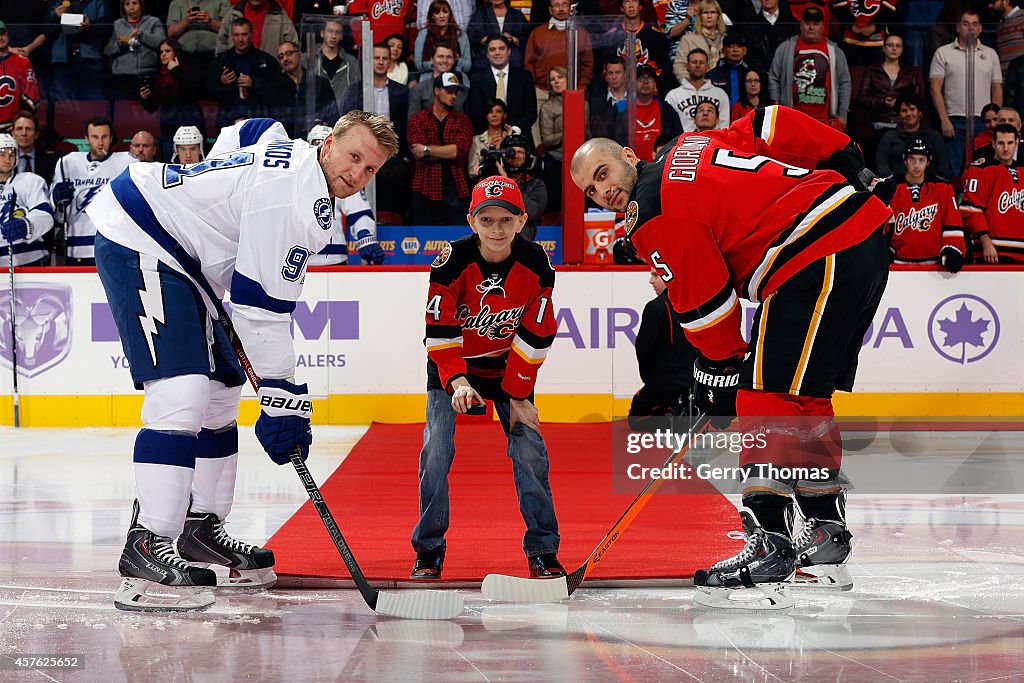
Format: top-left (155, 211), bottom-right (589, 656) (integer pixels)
top-left (0, 268), bottom-right (1021, 426)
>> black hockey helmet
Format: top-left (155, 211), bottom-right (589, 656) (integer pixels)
top-left (903, 137), bottom-right (932, 161)
top-left (500, 133), bottom-right (535, 173)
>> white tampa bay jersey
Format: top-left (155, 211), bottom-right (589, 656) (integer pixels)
top-left (51, 151), bottom-right (133, 259)
top-left (310, 189), bottom-right (376, 266)
top-left (0, 171), bottom-right (55, 266)
top-left (86, 120), bottom-right (333, 379)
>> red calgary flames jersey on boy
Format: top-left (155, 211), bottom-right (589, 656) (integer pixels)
top-left (960, 158), bottom-right (1024, 262)
top-left (0, 53), bottom-right (39, 131)
top-left (888, 179), bottom-right (964, 263)
top-left (424, 234), bottom-right (557, 400)
top-left (626, 105), bottom-right (892, 361)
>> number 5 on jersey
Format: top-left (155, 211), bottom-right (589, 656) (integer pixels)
top-left (650, 250), bottom-right (674, 282)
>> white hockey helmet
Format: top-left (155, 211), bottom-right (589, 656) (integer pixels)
top-left (173, 125), bottom-right (204, 148)
top-left (0, 133), bottom-right (17, 152)
top-left (307, 124), bottom-right (332, 147)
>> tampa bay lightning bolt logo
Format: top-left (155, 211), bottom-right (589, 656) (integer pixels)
top-left (313, 197), bottom-right (333, 231)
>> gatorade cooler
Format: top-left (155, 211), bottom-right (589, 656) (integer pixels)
top-left (583, 211), bottom-right (616, 265)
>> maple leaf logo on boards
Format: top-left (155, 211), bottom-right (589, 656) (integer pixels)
top-left (927, 295), bottom-right (1000, 364)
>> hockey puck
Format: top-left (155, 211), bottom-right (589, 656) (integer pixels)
top-left (466, 402), bottom-right (487, 416)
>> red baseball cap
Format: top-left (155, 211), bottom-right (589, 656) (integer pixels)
top-left (470, 176), bottom-right (526, 216)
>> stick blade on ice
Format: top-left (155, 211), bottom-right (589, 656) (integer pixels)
top-left (481, 574), bottom-right (570, 603)
top-left (373, 590), bottom-right (464, 620)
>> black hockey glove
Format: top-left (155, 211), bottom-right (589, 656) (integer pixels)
top-left (940, 246), bottom-right (964, 273)
top-left (692, 354), bottom-right (742, 430)
top-left (612, 236), bottom-right (644, 264)
top-left (819, 142), bottom-right (876, 190)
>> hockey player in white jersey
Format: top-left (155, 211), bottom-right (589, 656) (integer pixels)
top-left (86, 113), bottom-right (398, 612)
top-left (171, 125), bottom-right (205, 164)
top-left (306, 125), bottom-right (385, 266)
top-left (51, 116), bottom-right (134, 265)
top-left (0, 134), bottom-right (55, 267)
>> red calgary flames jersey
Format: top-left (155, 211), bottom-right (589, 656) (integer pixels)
top-left (626, 105), bottom-right (892, 361)
top-left (347, 0), bottom-right (411, 43)
top-left (0, 54), bottom-right (39, 131)
top-left (888, 178), bottom-right (964, 263)
top-left (424, 235), bottom-right (557, 400)
top-left (960, 158), bottom-right (1024, 262)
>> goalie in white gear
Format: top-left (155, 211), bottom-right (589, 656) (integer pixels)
top-left (86, 114), bottom-right (398, 612)
top-left (0, 133), bottom-right (55, 267)
top-left (172, 125), bottom-right (205, 164)
top-left (307, 124), bottom-right (385, 266)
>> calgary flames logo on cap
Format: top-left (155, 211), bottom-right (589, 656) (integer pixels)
top-left (484, 182), bottom-right (504, 198)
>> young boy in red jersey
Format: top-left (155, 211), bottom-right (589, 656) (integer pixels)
top-left (411, 176), bottom-right (563, 580)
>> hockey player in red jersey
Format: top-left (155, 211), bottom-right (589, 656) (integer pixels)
top-left (960, 124), bottom-right (1024, 264)
top-left (412, 176), bottom-right (564, 581)
top-left (888, 138), bottom-right (965, 271)
top-left (571, 105), bottom-right (892, 609)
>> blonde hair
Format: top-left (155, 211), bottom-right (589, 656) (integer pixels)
top-left (331, 110), bottom-right (400, 159)
top-left (695, 0), bottom-right (727, 37)
top-left (548, 66), bottom-right (568, 93)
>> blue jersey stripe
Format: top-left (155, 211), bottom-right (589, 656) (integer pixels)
top-left (238, 118), bottom-right (280, 147)
top-left (230, 271), bottom-right (296, 314)
top-left (66, 235), bottom-right (96, 246)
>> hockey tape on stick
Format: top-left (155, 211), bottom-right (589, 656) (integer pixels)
top-left (481, 413), bottom-right (713, 603)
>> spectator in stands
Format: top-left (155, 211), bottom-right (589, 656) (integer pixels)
top-left (468, 36), bottom-right (537, 136)
top-left (525, 0), bottom-right (594, 120)
top-left (343, 0), bottom-right (412, 45)
top-left (385, 33), bottom-right (412, 85)
top-left (416, 0), bottom-right (473, 29)
top-left (858, 32), bottom-right (925, 160)
top-left (589, 57), bottom-right (629, 140)
top-left (106, 0), bottom-right (167, 100)
top-left (769, 7), bottom-right (851, 129)
top-left (268, 40), bottom-right (338, 137)
top-left (730, 66), bottom-right (774, 120)
top-left (408, 72), bottom-right (474, 225)
top-left (415, 0), bottom-right (472, 75)
top-left (49, 0), bottom-right (113, 101)
top-left (468, 98), bottom-right (514, 178)
top-left (745, 0), bottom-right (798, 70)
top-left (615, 62), bottom-right (680, 161)
top-left (973, 106), bottom-right (1022, 164)
top-left (129, 130), bottom-right (160, 161)
top-left (692, 99), bottom-right (719, 131)
top-left (538, 66), bottom-right (582, 214)
top-left (903, 0), bottom-right (942, 68)
top-left (673, 0), bottom-right (726, 86)
top-left (600, 0), bottom-right (674, 93)
top-left (876, 93), bottom-right (950, 178)
top-left (208, 18), bottom-right (278, 128)
top-left (167, 0), bottom-right (232, 80)
top-left (830, 0), bottom-right (897, 67)
top-left (495, 133), bottom-right (546, 239)
top-left (990, 0), bottom-right (1024, 76)
top-left (665, 0), bottom-right (697, 58)
top-left (888, 138), bottom-right (965, 270)
top-left (141, 39), bottom-right (205, 163)
top-left (1004, 53), bottom-right (1024, 114)
top-left (408, 44), bottom-right (469, 119)
top-left (216, 0), bottom-right (298, 55)
top-left (931, 9), bottom-right (1003, 177)
top-left (0, 2), bottom-right (48, 66)
top-left (708, 32), bottom-right (753, 105)
top-left (340, 43), bottom-right (411, 219)
top-left (666, 48), bottom-right (730, 131)
top-left (0, 22), bottom-right (41, 132)
top-left (960, 123), bottom-right (1024, 263)
top-left (971, 102), bottom-right (1002, 154)
top-left (304, 18), bottom-right (359, 112)
top-left (467, 0), bottom-right (529, 76)
top-left (11, 112), bottom-right (58, 184)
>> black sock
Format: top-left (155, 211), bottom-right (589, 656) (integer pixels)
top-left (742, 493), bottom-right (792, 535)
top-left (796, 492), bottom-right (843, 522)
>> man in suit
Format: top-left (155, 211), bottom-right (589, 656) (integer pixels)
top-left (11, 112), bottom-right (58, 185)
top-left (468, 36), bottom-right (537, 136)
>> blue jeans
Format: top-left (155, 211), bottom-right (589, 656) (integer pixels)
top-left (411, 390), bottom-right (560, 557)
top-left (946, 116), bottom-right (986, 177)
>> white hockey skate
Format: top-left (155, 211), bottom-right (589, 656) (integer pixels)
top-left (114, 502), bottom-right (216, 612)
top-left (693, 507), bottom-right (795, 611)
top-left (790, 495), bottom-right (854, 591)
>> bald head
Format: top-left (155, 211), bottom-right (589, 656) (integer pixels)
top-left (997, 107), bottom-right (1022, 131)
top-left (130, 130), bottom-right (159, 162)
top-left (570, 137), bottom-right (639, 212)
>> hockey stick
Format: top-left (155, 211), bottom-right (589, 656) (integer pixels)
top-left (481, 413), bottom-right (712, 603)
top-left (210, 298), bottom-right (462, 620)
top-left (5, 188), bottom-right (19, 428)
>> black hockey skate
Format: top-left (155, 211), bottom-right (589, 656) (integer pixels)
top-left (791, 494), bottom-right (854, 590)
top-left (114, 500), bottom-right (216, 612)
top-left (693, 507), bottom-right (795, 610)
top-left (177, 507), bottom-right (277, 588)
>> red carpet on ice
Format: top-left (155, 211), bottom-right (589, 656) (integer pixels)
top-left (267, 422), bottom-right (740, 582)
